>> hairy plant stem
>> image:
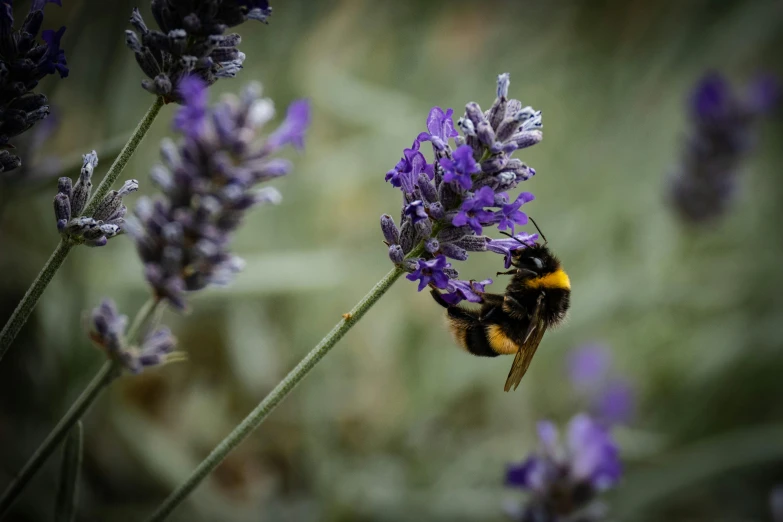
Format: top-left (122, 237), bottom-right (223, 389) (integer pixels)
top-left (145, 266), bottom-right (405, 521)
top-left (0, 97), bottom-right (164, 364)
top-left (0, 240), bottom-right (73, 362)
top-left (0, 298), bottom-right (160, 519)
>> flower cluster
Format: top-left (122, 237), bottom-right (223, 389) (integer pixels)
top-left (126, 77), bottom-right (309, 310)
top-left (505, 414), bottom-right (621, 522)
top-left (125, 0), bottom-right (272, 102)
top-left (53, 151), bottom-right (138, 247)
top-left (88, 299), bottom-right (178, 374)
top-left (0, 0), bottom-right (68, 173)
top-left (567, 344), bottom-right (635, 425)
top-left (669, 72), bottom-right (777, 224)
top-left (380, 73), bottom-right (541, 304)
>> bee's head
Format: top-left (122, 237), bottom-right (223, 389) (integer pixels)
top-left (510, 244), bottom-right (560, 276)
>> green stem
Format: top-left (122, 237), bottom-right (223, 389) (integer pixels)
top-left (0, 298), bottom-right (160, 519)
top-left (0, 361), bottom-right (117, 519)
top-left (145, 266), bottom-right (405, 522)
top-left (82, 97), bottom-right (164, 217)
top-left (0, 97), bottom-right (164, 364)
top-left (0, 240), bottom-right (73, 363)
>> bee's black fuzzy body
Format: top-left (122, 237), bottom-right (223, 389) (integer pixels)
top-left (431, 243), bottom-right (571, 391)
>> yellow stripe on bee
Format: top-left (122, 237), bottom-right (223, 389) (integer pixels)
top-left (524, 268), bottom-right (571, 291)
top-left (487, 325), bottom-right (520, 355)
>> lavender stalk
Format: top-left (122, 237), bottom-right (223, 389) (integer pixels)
top-left (145, 266), bottom-right (404, 522)
top-left (0, 97), bottom-right (163, 363)
top-left (0, 297), bottom-right (163, 519)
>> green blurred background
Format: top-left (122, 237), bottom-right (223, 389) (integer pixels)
top-left (1, 0), bottom-right (783, 520)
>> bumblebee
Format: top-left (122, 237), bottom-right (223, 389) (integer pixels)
top-left (431, 225), bottom-right (570, 391)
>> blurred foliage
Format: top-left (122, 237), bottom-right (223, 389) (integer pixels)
top-left (1, 0), bottom-right (783, 521)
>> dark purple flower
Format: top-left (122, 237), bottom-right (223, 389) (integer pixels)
top-left (486, 233), bottom-right (538, 268)
top-left (441, 144), bottom-right (479, 190)
top-left (406, 255), bottom-right (451, 292)
top-left (494, 191), bottom-right (533, 233)
top-left (127, 83), bottom-right (309, 310)
top-left (267, 99), bottom-right (311, 151)
top-left (125, 1), bottom-right (274, 101)
top-left (173, 76), bottom-right (208, 137)
top-left (87, 298), bottom-right (179, 374)
top-left (441, 278), bottom-right (492, 305)
top-left (506, 414), bottom-right (621, 519)
top-left (417, 106), bottom-right (458, 151)
top-left (670, 71), bottom-right (778, 224)
top-left (452, 186), bottom-right (496, 235)
top-left (404, 200), bottom-right (428, 224)
top-left (41, 26), bottom-right (68, 78)
top-left (691, 72), bottom-right (729, 120)
top-left (0, 0), bottom-right (67, 172)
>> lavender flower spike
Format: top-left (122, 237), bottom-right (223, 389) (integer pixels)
top-left (505, 413), bottom-right (621, 521)
top-left (0, 0), bottom-right (68, 173)
top-left (127, 80), bottom-right (310, 310)
top-left (668, 72), bottom-right (778, 224)
top-left (88, 299), bottom-right (179, 374)
top-left (379, 73), bottom-right (546, 304)
top-left (53, 151), bottom-right (138, 247)
top-left (125, 1), bottom-right (273, 102)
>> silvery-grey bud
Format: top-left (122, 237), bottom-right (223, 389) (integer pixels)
top-left (388, 245), bottom-right (404, 264)
top-left (380, 214), bottom-right (400, 245)
top-left (54, 194), bottom-right (71, 230)
top-left (71, 151), bottom-right (99, 216)
top-left (93, 179), bottom-right (139, 221)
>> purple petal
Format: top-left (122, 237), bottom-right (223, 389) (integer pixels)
top-left (267, 99), bottom-right (311, 151)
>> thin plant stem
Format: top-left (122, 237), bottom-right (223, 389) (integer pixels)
top-left (145, 266), bottom-right (405, 522)
top-left (82, 97), bottom-right (164, 217)
top-left (0, 240), bottom-right (73, 362)
top-left (0, 297), bottom-right (161, 519)
top-left (0, 361), bottom-right (116, 519)
top-left (0, 97), bottom-right (165, 364)
top-left (54, 421), bottom-right (83, 522)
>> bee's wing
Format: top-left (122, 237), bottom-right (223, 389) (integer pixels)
top-left (504, 294), bottom-right (547, 392)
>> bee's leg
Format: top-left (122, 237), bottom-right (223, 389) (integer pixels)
top-left (502, 295), bottom-right (528, 317)
top-left (430, 289), bottom-right (451, 309)
top-left (479, 293), bottom-right (506, 306)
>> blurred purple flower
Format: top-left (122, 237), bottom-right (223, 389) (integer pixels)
top-left (267, 99), bottom-right (311, 151)
top-left (669, 71), bottom-right (778, 224)
top-left (567, 343), bottom-right (635, 425)
top-left (506, 414), bottom-right (621, 520)
top-left (88, 299), bottom-right (178, 374)
top-left (127, 83), bottom-right (309, 310)
top-left (173, 76), bottom-right (209, 137)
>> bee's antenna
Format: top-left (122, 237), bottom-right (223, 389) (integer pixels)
top-left (529, 217), bottom-right (547, 245)
top-left (498, 230), bottom-right (530, 246)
